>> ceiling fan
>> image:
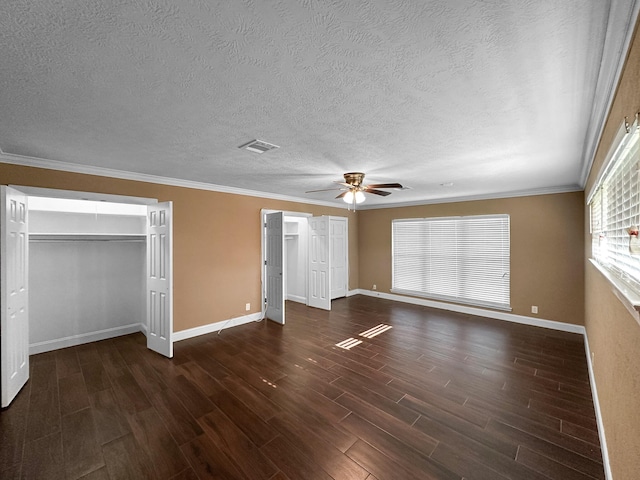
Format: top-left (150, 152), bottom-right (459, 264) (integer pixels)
top-left (306, 172), bottom-right (403, 207)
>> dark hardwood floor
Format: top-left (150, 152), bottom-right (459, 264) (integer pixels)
top-left (0, 296), bottom-right (604, 479)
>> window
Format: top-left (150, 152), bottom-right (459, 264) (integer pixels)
top-left (392, 215), bottom-right (510, 310)
top-left (589, 115), bottom-right (640, 292)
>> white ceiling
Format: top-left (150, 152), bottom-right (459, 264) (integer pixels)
top-left (0, 1), bottom-right (638, 208)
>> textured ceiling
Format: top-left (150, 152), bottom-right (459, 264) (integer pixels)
top-left (0, 0), bottom-right (638, 207)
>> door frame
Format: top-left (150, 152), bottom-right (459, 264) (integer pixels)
top-left (9, 185), bottom-right (158, 206)
top-left (260, 209), bottom-right (312, 320)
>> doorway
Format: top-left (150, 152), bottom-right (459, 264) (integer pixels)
top-left (261, 210), bottom-right (348, 325)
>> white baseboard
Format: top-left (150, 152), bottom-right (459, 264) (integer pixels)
top-left (583, 333), bottom-right (613, 480)
top-left (29, 323), bottom-right (143, 355)
top-left (286, 294), bottom-right (307, 304)
top-left (355, 289), bottom-right (586, 334)
top-left (347, 289), bottom-right (360, 297)
top-left (172, 312), bottom-right (263, 342)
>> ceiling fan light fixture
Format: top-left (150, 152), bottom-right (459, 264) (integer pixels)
top-left (343, 190), bottom-right (366, 204)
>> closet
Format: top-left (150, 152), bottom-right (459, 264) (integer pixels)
top-left (284, 215), bottom-right (347, 303)
top-left (1, 185), bottom-right (173, 408)
top-left (263, 211), bottom-right (348, 324)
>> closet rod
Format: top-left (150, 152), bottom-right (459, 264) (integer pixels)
top-left (30, 239), bottom-right (145, 243)
top-left (29, 234), bottom-right (146, 243)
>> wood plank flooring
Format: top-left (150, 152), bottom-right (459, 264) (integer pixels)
top-left (0, 295), bottom-right (605, 479)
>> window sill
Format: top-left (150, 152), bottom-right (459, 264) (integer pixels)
top-left (390, 288), bottom-right (512, 312)
top-left (589, 259), bottom-right (640, 320)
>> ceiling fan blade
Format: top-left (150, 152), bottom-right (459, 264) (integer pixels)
top-left (365, 188), bottom-right (392, 196)
top-left (305, 188), bottom-right (342, 193)
top-left (366, 183), bottom-right (403, 189)
top-left (310, 174), bottom-right (400, 199)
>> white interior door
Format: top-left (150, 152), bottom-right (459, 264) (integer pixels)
top-left (265, 212), bottom-right (285, 324)
top-left (147, 202), bottom-right (173, 357)
top-left (1, 186), bottom-right (29, 407)
top-left (308, 216), bottom-right (331, 310)
top-left (330, 217), bottom-right (348, 299)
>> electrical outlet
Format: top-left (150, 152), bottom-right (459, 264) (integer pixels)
top-left (245, 303), bottom-right (250, 311)
top-left (591, 351), bottom-right (595, 366)
top-left (531, 305), bottom-right (538, 314)
top-left (372, 284), bottom-right (377, 290)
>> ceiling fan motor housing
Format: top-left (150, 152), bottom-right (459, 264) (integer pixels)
top-left (344, 172), bottom-right (365, 187)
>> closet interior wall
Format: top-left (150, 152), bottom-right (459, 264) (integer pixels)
top-left (28, 204), bottom-right (146, 354)
top-left (284, 216), bottom-right (308, 304)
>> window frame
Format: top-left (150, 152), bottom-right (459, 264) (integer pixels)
top-left (588, 113), bottom-right (640, 312)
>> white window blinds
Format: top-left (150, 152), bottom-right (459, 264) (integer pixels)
top-left (589, 115), bottom-right (640, 291)
top-left (392, 215), bottom-right (510, 310)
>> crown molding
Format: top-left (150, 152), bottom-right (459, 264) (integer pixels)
top-left (579, 0), bottom-right (640, 188)
top-left (0, 149), bottom-right (583, 210)
top-left (0, 149), bottom-right (347, 209)
top-left (356, 184), bottom-right (584, 210)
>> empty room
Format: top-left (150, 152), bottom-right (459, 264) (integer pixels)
top-left (1, 1), bottom-right (640, 479)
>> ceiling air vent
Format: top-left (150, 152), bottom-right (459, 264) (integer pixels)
top-left (238, 139), bottom-right (280, 154)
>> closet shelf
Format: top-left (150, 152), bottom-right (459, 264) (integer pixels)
top-left (29, 233), bottom-right (146, 242)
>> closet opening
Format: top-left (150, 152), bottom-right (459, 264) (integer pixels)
top-left (28, 196), bottom-right (148, 354)
top-left (1, 185), bottom-right (173, 408)
top-left (261, 209), bottom-right (348, 325)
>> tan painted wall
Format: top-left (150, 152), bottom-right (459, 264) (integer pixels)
top-left (583, 18), bottom-right (640, 479)
top-left (0, 164), bottom-right (358, 332)
top-left (358, 192), bottom-right (585, 326)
